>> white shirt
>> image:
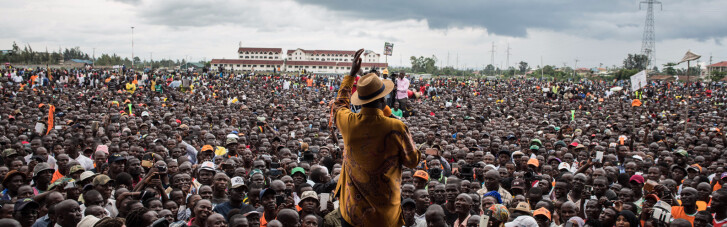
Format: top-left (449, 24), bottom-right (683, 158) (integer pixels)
top-left (24, 154), bottom-right (57, 169)
top-left (75, 154), bottom-right (94, 170)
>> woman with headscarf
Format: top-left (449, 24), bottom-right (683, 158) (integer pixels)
top-left (487, 204), bottom-right (509, 227)
top-left (481, 191), bottom-right (502, 212)
top-left (615, 210), bottom-right (640, 227)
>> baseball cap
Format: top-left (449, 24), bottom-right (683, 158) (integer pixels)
top-left (14, 198), bottom-right (40, 212)
top-left (92, 174), bottom-right (114, 186)
top-left (2, 148), bottom-right (17, 158)
top-left (80, 171), bottom-right (98, 182)
top-left (632, 155), bottom-right (643, 162)
top-left (225, 138), bottom-right (238, 146)
top-left (687, 164), bottom-right (702, 173)
top-left (291, 167), bottom-right (306, 177)
top-left (201, 145), bottom-right (214, 152)
top-left (558, 162), bottom-right (571, 172)
top-left (533, 207), bottom-right (551, 220)
top-left (512, 151), bottom-right (525, 157)
top-left (527, 158), bottom-right (539, 167)
top-left (108, 153), bottom-right (127, 163)
top-left (230, 176), bottom-right (246, 189)
top-left (721, 172), bottom-right (727, 180)
top-left (300, 191), bottom-right (319, 204)
top-left (243, 210), bottom-right (261, 218)
top-left (511, 179), bottom-right (526, 190)
top-left (675, 149), bottom-right (688, 157)
top-left (629, 175), bottom-right (645, 184)
top-left (259, 188), bottom-right (276, 200)
top-left (414, 170), bottom-right (429, 181)
top-left (529, 145), bottom-right (540, 150)
top-left (569, 142), bottom-right (579, 147)
top-left (402, 198), bottom-right (416, 207)
top-left (69, 165), bottom-right (85, 174)
top-left (199, 161), bottom-right (216, 172)
top-left (33, 162), bottom-right (53, 177)
top-left (3, 170), bottom-right (27, 187)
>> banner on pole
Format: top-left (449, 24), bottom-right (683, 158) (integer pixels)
top-left (384, 42), bottom-right (394, 56)
top-left (630, 70), bottom-right (647, 91)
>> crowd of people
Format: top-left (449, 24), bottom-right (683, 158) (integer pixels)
top-left (0, 52), bottom-right (726, 227)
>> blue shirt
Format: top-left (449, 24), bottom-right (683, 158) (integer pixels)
top-left (212, 201), bottom-right (255, 221)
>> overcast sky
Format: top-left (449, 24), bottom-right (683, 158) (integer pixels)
top-left (2, 0), bottom-right (726, 69)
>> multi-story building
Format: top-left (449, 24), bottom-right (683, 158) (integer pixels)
top-left (211, 47), bottom-right (386, 73)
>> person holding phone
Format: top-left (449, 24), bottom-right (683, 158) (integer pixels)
top-left (330, 49), bottom-right (421, 227)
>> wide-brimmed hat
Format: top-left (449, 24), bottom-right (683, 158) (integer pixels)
top-left (351, 73), bottom-right (394, 105)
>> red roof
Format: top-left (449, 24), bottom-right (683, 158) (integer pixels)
top-left (210, 59), bottom-right (387, 68)
top-left (210, 59), bottom-right (284, 65)
top-left (237, 47), bottom-right (282, 53)
top-left (708, 61), bottom-right (727, 67)
top-left (286, 61), bottom-right (340, 66)
top-left (286, 49), bottom-right (356, 56)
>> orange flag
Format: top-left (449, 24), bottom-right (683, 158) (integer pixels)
top-left (46, 105), bottom-right (55, 135)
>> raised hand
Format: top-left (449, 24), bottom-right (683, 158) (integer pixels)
top-left (349, 49), bottom-right (364, 76)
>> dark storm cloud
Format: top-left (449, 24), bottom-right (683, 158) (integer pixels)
top-left (293, 0), bottom-right (727, 40)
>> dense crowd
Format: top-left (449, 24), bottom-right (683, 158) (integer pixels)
top-left (1, 61), bottom-right (727, 227)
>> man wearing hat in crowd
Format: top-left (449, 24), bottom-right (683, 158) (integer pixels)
top-left (92, 174), bottom-right (118, 217)
top-left (506, 202), bottom-right (537, 227)
top-left (224, 137), bottom-right (239, 158)
top-left (330, 49), bottom-right (421, 227)
top-left (298, 191), bottom-right (322, 224)
top-left (413, 170), bottom-right (429, 190)
top-left (401, 198), bottom-right (419, 227)
top-left (106, 153), bottom-right (126, 179)
top-left (32, 163), bottom-right (54, 193)
top-left (14, 198), bottom-right (40, 227)
top-left (213, 176), bottom-right (254, 219)
top-left (533, 207), bottom-right (552, 227)
top-left (2, 170), bottom-right (27, 201)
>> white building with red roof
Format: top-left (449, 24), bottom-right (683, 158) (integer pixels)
top-left (211, 47), bottom-right (386, 73)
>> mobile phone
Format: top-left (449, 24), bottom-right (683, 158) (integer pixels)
top-left (141, 154), bottom-right (154, 168)
top-left (596, 151), bottom-right (604, 163)
top-left (479, 209), bottom-right (492, 227)
top-left (269, 169), bottom-right (282, 176)
top-left (275, 194), bottom-right (285, 206)
top-left (425, 148), bottom-right (439, 156)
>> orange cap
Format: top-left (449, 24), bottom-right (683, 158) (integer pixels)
top-left (533, 207), bottom-right (551, 220)
top-left (527, 158), bottom-right (539, 167)
top-left (414, 170), bottom-right (429, 181)
top-left (201, 145), bottom-right (214, 152)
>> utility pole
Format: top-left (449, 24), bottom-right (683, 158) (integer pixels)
top-left (92, 48), bottom-right (95, 67)
top-left (574, 59), bottom-right (580, 78)
top-left (456, 52), bottom-right (459, 70)
top-left (506, 43), bottom-right (511, 71)
top-left (447, 52), bottom-right (450, 68)
top-left (640, 0), bottom-right (662, 70)
top-left (541, 56), bottom-right (543, 80)
top-left (131, 26), bottom-right (135, 69)
top-left (489, 42), bottom-right (495, 67)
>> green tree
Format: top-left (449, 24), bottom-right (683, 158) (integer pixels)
top-left (711, 71), bottom-right (727, 82)
top-left (623, 54), bottom-right (648, 70)
top-left (662, 62), bottom-right (677, 75)
top-left (518, 61), bottom-right (529, 74)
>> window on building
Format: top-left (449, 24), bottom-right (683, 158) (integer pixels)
top-left (237, 64), bottom-right (240, 67)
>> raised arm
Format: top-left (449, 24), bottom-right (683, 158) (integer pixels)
top-left (331, 49), bottom-right (364, 126)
